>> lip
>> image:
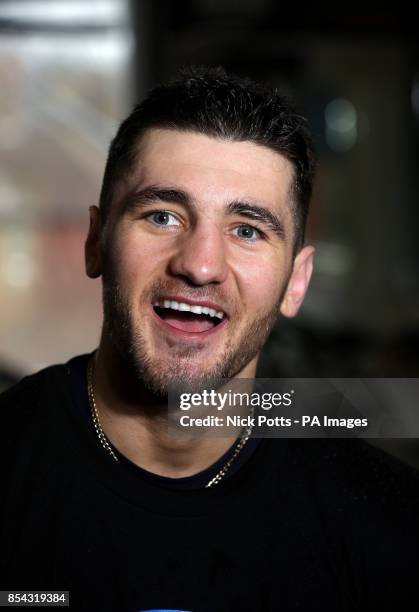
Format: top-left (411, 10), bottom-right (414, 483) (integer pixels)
top-left (150, 304), bottom-right (228, 340)
top-left (153, 295), bottom-right (228, 318)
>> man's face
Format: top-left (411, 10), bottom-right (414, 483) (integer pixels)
top-left (87, 129), bottom-right (313, 395)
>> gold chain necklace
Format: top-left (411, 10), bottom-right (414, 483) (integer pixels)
top-left (86, 358), bottom-right (254, 488)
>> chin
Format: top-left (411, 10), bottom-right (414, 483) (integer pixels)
top-left (131, 350), bottom-right (230, 397)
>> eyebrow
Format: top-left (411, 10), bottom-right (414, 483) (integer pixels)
top-left (226, 200), bottom-right (286, 240)
top-left (124, 185), bottom-right (286, 240)
top-left (124, 186), bottom-right (191, 209)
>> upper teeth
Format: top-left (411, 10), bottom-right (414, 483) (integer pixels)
top-left (153, 299), bottom-right (224, 320)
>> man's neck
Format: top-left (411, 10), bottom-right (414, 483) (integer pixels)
top-left (90, 339), bottom-right (257, 479)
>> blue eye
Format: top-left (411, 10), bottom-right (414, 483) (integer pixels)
top-left (234, 224), bottom-right (261, 241)
top-left (149, 211), bottom-right (180, 226)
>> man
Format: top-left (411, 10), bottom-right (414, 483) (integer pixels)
top-left (1, 67), bottom-right (418, 612)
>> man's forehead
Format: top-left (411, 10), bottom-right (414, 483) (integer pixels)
top-left (138, 128), bottom-right (292, 177)
top-left (127, 128), bottom-right (294, 211)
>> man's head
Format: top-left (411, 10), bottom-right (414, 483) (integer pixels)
top-left (98, 66), bottom-right (315, 255)
top-left (85, 66), bottom-right (316, 395)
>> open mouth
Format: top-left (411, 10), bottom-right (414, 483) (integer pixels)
top-left (152, 299), bottom-right (226, 334)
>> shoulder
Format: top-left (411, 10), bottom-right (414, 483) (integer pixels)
top-left (0, 364), bottom-right (71, 459)
top-left (300, 439), bottom-right (419, 601)
top-left (283, 437), bottom-right (419, 503)
top-left (263, 437), bottom-right (419, 528)
top-left (0, 354), bottom-right (89, 428)
top-left (0, 363), bottom-right (69, 412)
top-left (0, 354), bottom-right (90, 473)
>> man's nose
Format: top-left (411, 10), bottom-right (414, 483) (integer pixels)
top-left (167, 224), bottom-right (229, 286)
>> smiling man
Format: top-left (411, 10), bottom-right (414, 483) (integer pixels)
top-left (94, 130), bottom-right (306, 393)
top-left (1, 67), bottom-right (419, 612)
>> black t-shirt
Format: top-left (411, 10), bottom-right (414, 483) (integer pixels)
top-left (1, 357), bottom-right (419, 611)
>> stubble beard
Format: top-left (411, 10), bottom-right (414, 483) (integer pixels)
top-left (102, 275), bottom-right (284, 399)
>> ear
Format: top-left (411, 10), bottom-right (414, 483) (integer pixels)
top-left (85, 206), bottom-right (103, 278)
top-left (280, 245), bottom-right (315, 318)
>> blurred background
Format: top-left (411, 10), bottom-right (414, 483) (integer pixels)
top-left (0, 3), bottom-right (418, 401)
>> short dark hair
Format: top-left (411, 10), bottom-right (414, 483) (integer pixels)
top-left (99, 66), bottom-right (316, 253)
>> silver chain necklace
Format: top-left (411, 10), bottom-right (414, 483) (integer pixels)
top-left (86, 358), bottom-right (254, 488)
